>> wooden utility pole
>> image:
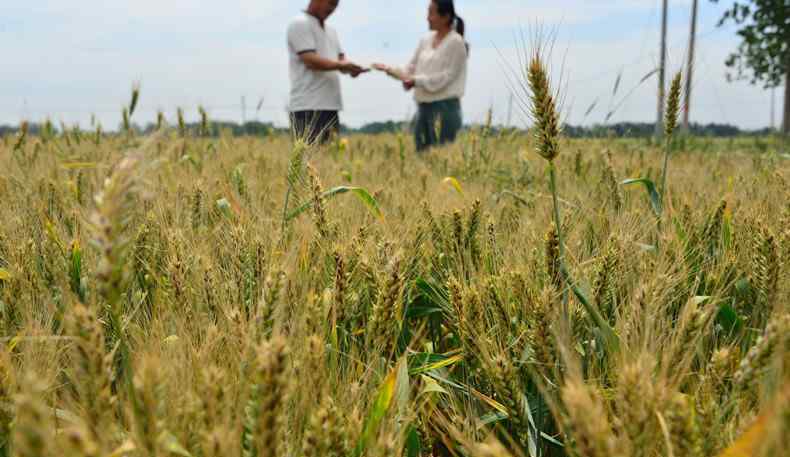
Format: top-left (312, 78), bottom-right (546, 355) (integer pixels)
top-left (771, 86), bottom-right (776, 131)
top-left (683, 0), bottom-right (698, 131)
top-left (784, 68), bottom-right (790, 135)
top-left (241, 96), bottom-right (247, 125)
top-left (657, 0), bottom-right (669, 137)
top-left (506, 94), bottom-right (514, 128)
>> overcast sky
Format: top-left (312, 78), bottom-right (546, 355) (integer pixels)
top-left (0, 0), bottom-right (783, 130)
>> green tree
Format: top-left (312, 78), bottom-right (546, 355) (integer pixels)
top-left (711, 0), bottom-right (789, 134)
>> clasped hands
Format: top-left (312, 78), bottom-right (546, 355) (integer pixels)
top-left (337, 60), bottom-right (414, 91)
top-left (372, 63), bottom-right (415, 91)
top-left (338, 60), bottom-right (369, 78)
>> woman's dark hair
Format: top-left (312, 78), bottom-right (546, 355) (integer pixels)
top-left (433, 0), bottom-right (465, 37)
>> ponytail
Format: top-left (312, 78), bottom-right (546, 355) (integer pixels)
top-left (433, 0), bottom-right (468, 50)
top-left (434, 0), bottom-right (464, 36)
top-left (455, 15), bottom-right (465, 37)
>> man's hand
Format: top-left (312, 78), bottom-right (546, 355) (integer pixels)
top-left (403, 79), bottom-right (415, 91)
top-left (338, 61), bottom-right (368, 78)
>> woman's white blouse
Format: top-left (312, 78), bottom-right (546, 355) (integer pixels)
top-left (402, 31), bottom-right (468, 103)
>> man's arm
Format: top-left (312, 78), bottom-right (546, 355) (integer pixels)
top-left (299, 51), bottom-right (345, 72)
top-left (300, 52), bottom-right (367, 77)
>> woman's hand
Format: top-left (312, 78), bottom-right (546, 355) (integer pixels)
top-left (371, 63), bottom-right (390, 72)
top-left (403, 79), bottom-right (415, 91)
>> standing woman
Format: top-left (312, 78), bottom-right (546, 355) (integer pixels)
top-left (374, 0), bottom-right (468, 152)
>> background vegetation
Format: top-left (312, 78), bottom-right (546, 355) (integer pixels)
top-left (0, 60), bottom-right (788, 457)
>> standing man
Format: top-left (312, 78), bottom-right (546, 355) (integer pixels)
top-left (287, 0), bottom-right (367, 145)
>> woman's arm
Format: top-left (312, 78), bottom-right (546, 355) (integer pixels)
top-left (373, 38), bottom-right (424, 81)
top-left (411, 38), bottom-right (467, 93)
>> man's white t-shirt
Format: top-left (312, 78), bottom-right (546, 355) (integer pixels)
top-left (287, 13), bottom-right (344, 113)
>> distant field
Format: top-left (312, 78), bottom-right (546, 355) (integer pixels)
top-left (0, 127), bottom-right (788, 456)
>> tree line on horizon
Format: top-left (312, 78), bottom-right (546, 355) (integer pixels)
top-left (0, 119), bottom-right (780, 140)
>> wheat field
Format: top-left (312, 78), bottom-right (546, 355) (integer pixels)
top-left (0, 66), bottom-right (789, 457)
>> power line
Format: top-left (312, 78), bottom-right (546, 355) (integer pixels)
top-left (568, 21), bottom-right (728, 87)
